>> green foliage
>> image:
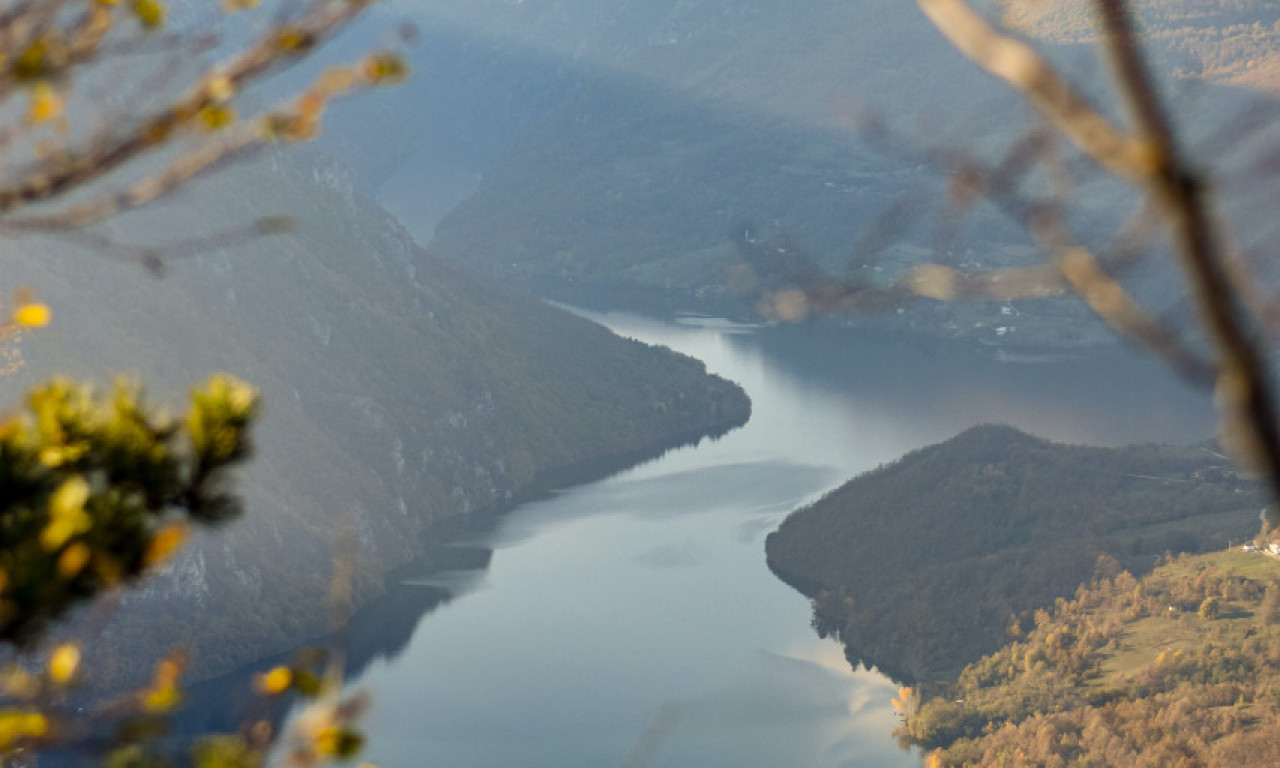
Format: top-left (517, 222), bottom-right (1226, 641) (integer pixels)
top-left (0, 374), bottom-right (257, 645)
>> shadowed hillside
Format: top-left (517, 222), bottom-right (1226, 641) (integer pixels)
top-left (0, 146), bottom-right (750, 690)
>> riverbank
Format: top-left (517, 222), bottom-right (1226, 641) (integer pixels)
top-left (522, 279), bottom-right (1121, 354)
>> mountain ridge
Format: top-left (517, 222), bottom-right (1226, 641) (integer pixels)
top-left (0, 145), bottom-right (750, 690)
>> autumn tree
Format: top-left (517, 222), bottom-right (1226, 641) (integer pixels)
top-left (0, 0), bottom-right (406, 764)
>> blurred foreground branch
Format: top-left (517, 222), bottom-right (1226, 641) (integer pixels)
top-left (0, 0), bottom-right (408, 763)
top-left (910, 0), bottom-right (1280, 505)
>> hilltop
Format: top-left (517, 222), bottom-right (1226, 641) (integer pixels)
top-left (765, 425), bottom-right (1261, 684)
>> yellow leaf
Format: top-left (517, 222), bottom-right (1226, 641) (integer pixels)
top-left (50, 476), bottom-right (89, 516)
top-left (198, 103), bottom-right (236, 131)
top-left (12, 303), bottom-right (50, 328)
top-left (143, 654), bottom-right (185, 712)
top-left (145, 525), bottom-right (188, 566)
top-left (57, 543), bottom-right (91, 579)
top-left (48, 644), bottom-right (80, 685)
top-left (143, 683), bottom-right (181, 712)
top-left (253, 665), bottom-right (292, 695)
top-left (314, 725), bottom-right (362, 758)
top-left (39, 443), bottom-right (86, 468)
top-left (361, 53), bottom-right (407, 84)
top-left (132, 0), bottom-right (165, 28)
top-left (0, 709), bottom-right (48, 749)
top-left (27, 83), bottom-right (63, 124)
top-left (42, 476), bottom-right (91, 551)
top-left (13, 40), bottom-right (47, 80)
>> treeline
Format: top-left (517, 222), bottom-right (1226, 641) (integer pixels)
top-left (1003, 0), bottom-right (1280, 94)
top-left (903, 549), bottom-right (1280, 766)
top-left (765, 425), bottom-right (1260, 684)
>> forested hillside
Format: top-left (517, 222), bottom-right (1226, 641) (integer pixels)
top-left (0, 147), bottom-right (750, 690)
top-left (901, 549), bottom-right (1280, 765)
top-left (765, 426), bottom-right (1259, 684)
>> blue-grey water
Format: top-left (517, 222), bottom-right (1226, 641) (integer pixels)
top-left (322, 313), bottom-right (1215, 768)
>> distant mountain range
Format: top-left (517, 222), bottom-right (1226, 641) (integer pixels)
top-left (320, 0), bottom-right (1280, 348)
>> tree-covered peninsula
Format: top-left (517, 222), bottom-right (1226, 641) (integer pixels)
top-left (765, 425), bottom-right (1259, 685)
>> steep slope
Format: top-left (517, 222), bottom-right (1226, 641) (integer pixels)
top-left (765, 425), bottom-right (1259, 684)
top-left (0, 147), bottom-right (750, 687)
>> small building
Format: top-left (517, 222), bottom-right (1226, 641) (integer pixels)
top-left (1243, 542), bottom-right (1257, 553)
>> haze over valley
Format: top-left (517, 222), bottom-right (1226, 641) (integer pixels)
top-left (3, 1), bottom-right (1280, 766)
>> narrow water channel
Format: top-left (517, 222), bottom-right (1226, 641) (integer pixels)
top-left (338, 312), bottom-right (1215, 768)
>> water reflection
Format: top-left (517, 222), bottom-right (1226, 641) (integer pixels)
top-left (297, 312), bottom-right (1213, 768)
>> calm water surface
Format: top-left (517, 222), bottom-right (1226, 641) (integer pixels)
top-left (341, 313), bottom-right (1215, 768)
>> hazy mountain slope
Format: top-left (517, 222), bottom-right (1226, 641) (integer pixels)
top-left (424, 0), bottom-right (1026, 286)
top-left (347, 0), bottom-right (1276, 347)
top-left (410, 0), bottom-right (1116, 341)
top-left (764, 425), bottom-right (1259, 684)
top-left (0, 148), bottom-right (750, 687)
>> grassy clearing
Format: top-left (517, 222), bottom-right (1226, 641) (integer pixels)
top-left (1100, 548), bottom-right (1280, 681)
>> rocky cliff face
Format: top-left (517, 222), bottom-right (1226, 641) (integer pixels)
top-left (0, 145), bottom-right (749, 688)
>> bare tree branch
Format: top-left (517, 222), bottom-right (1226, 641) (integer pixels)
top-left (917, 0), bottom-right (1151, 182)
top-left (914, 0), bottom-right (1280, 504)
top-left (1091, 0), bottom-right (1280, 499)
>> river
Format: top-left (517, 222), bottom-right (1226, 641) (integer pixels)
top-left (317, 313), bottom-right (1216, 768)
